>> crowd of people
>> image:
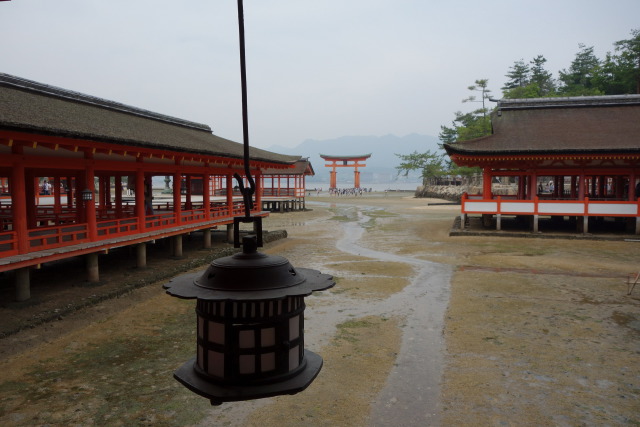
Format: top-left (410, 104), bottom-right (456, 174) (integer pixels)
top-left (328, 187), bottom-right (373, 196)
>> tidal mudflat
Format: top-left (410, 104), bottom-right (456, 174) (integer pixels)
top-left (0, 193), bottom-right (638, 426)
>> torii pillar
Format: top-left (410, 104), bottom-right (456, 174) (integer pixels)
top-left (320, 154), bottom-right (371, 189)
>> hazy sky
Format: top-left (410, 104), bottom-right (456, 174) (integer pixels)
top-left (2, 0), bottom-right (639, 149)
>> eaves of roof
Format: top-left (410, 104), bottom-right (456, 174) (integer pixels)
top-left (0, 73), bottom-right (299, 166)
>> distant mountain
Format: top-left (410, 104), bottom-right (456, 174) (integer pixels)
top-left (266, 134), bottom-right (440, 184)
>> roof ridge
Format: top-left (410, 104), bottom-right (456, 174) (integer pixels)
top-left (496, 94), bottom-right (640, 110)
top-left (0, 73), bottom-right (212, 132)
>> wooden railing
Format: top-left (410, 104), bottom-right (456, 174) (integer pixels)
top-left (0, 231), bottom-right (18, 256)
top-left (0, 201), bottom-right (261, 258)
top-left (97, 217), bottom-right (139, 238)
top-left (28, 223), bottom-right (89, 251)
top-left (462, 194), bottom-right (640, 218)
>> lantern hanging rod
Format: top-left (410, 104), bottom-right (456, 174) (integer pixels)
top-left (234, 0), bottom-right (256, 219)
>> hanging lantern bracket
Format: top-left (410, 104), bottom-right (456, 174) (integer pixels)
top-left (232, 0), bottom-right (263, 249)
top-left (233, 216), bottom-right (263, 248)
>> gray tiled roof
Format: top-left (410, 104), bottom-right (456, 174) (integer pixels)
top-left (444, 95), bottom-right (640, 156)
top-left (262, 159), bottom-right (315, 176)
top-left (0, 73), bottom-right (299, 165)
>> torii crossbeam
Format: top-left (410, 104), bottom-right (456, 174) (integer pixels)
top-left (320, 154), bottom-right (371, 189)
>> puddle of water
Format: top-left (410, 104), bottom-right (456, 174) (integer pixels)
top-left (331, 208), bottom-right (452, 426)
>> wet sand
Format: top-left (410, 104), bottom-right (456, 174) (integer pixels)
top-left (0, 193), bottom-right (638, 426)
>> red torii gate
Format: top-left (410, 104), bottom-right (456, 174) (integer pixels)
top-left (320, 154), bottom-right (371, 189)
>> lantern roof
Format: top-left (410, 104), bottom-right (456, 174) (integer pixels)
top-left (164, 237), bottom-right (334, 300)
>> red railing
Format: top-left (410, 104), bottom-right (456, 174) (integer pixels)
top-left (262, 188), bottom-right (296, 197)
top-left (461, 194), bottom-right (640, 218)
top-left (144, 212), bottom-right (178, 230)
top-left (28, 223), bottom-right (89, 251)
top-left (96, 217), bottom-right (139, 238)
top-left (1, 201), bottom-right (261, 258)
top-left (0, 231), bottom-right (18, 256)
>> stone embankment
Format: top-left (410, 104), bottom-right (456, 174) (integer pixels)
top-left (414, 185), bottom-right (478, 201)
top-left (415, 184), bottom-right (517, 201)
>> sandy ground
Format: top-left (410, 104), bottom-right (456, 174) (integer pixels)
top-left (0, 193), bottom-right (639, 426)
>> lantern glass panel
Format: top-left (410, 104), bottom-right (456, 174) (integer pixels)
top-left (239, 355), bottom-right (255, 374)
top-left (208, 321), bottom-right (225, 345)
top-left (261, 327), bottom-right (275, 347)
top-left (239, 330), bottom-right (254, 349)
top-left (261, 352), bottom-right (275, 372)
top-left (198, 317), bottom-right (204, 339)
top-left (207, 351), bottom-right (224, 378)
top-left (289, 315), bottom-right (300, 340)
top-left (289, 346), bottom-right (299, 371)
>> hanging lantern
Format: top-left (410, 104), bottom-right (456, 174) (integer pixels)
top-left (164, 235), bottom-right (334, 404)
top-left (81, 188), bottom-right (93, 202)
top-left (163, 0), bottom-right (334, 404)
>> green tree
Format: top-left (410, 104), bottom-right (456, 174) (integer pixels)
top-left (558, 44), bottom-right (603, 95)
top-left (462, 78), bottom-right (492, 118)
top-left (440, 79), bottom-right (493, 144)
top-left (594, 29), bottom-right (640, 94)
top-left (615, 28), bottom-right (640, 93)
top-left (529, 55), bottom-right (556, 95)
top-left (395, 150), bottom-right (446, 181)
top-left (502, 55), bottom-right (556, 98)
top-left (502, 59), bottom-right (530, 90)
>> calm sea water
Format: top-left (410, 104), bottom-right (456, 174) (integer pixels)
top-left (150, 176), bottom-right (420, 192)
top-left (305, 182), bottom-right (421, 192)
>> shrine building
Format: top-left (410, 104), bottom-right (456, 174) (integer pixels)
top-left (260, 158), bottom-right (314, 212)
top-left (0, 73), bottom-right (300, 300)
top-left (444, 95), bottom-right (640, 234)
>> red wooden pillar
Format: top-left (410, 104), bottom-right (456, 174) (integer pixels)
top-left (517, 175), bottom-right (525, 199)
top-left (173, 171), bottom-right (182, 225)
top-left (85, 156), bottom-right (98, 241)
top-left (555, 176), bottom-right (562, 198)
top-left (115, 174), bottom-right (123, 217)
top-left (25, 172), bottom-right (37, 228)
top-left (53, 176), bottom-right (62, 217)
top-left (330, 169), bottom-right (337, 189)
top-left (11, 147), bottom-right (28, 253)
top-left (615, 176), bottom-right (624, 199)
top-left (226, 173), bottom-right (234, 216)
top-left (354, 170), bottom-right (361, 189)
top-left (529, 171), bottom-right (537, 200)
top-left (203, 171), bottom-right (210, 219)
top-left (597, 176), bottom-right (605, 198)
top-left (185, 175), bottom-right (192, 210)
top-left (482, 167), bottom-right (492, 199)
top-left (135, 168), bottom-right (145, 230)
top-left (66, 176), bottom-right (74, 208)
top-left (255, 171), bottom-right (262, 211)
top-left (104, 175), bottom-right (112, 208)
top-left (75, 173), bottom-right (84, 223)
top-left (98, 175), bottom-right (106, 214)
